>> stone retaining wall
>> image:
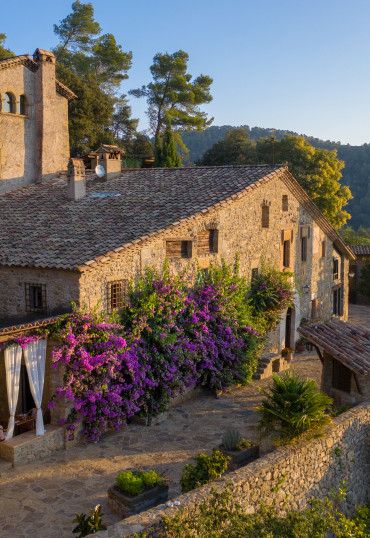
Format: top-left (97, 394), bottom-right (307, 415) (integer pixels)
top-left (93, 402), bottom-right (370, 537)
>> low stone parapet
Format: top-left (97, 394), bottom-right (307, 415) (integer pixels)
top-left (0, 424), bottom-right (65, 465)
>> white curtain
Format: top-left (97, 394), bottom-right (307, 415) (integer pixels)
top-left (23, 339), bottom-right (47, 436)
top-left (4, 345), bottom-right (22, 439)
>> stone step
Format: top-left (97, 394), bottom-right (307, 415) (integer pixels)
top-left (0, 457), bottom-right (13, 472)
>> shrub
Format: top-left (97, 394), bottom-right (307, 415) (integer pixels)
top-left (256, 371), bottom-right (333, 444)
top-left (180, 451), bottom-right (230, 493)
top-left (72, 504), bottom-right (106, 537)
top-left (221, 429), bottom-right (251, 451)
top-left (115, 469), bottom-right (166, 496)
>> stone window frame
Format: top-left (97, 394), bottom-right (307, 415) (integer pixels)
top-left (1, 89), bottom-right (30, 117)
top-left (165, 239), bottom-right (193, 259)
top-left (1, 91), bottom-right (17, 114)
top-left (107, 279), bottom-right (128, 313)
top-left (25, 283), bottom-right (47, 313)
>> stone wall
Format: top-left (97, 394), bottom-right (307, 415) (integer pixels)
top-left (0, 266), bottom-right (80, 319)
top-left (78, 175), bottom-right (342, 353)
top-left (94, 402), bottom-right (370, 538)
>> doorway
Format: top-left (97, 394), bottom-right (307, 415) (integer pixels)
top-left (285, 307), bottom-right (294, 349)
top-left (20, 364), bottom-right (35, 414)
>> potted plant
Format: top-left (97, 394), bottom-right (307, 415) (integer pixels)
top-left (216, 429), bottom-right (259, 471)
top-left (107, 469), bottom-right (169, 518)
top-left (281, 347), bottom-right (293, 362)
top-left (295, 338), bottom-right (306, 353)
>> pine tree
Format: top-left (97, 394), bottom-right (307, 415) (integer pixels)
top-left (154, 135), bottom-right (163, 167)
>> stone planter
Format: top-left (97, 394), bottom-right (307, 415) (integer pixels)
top-left (282, 352), bottom-right (293, 362)
top-left (107, 483), bottom-right (169, 519)
top-left (216, 443), bottom-right (259, 471)
top-left (295, 344), bottom-right (305, 353)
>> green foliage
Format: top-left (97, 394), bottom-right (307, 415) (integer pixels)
top-left (197, 128), bottom-right (257, 166)
top-left (129, 49), bottom-right (213, 160)
top-left (257, 371), bottom-right (333, 444)
top-left (160, 123), bottom-right (182, 167)
top-left (339, 226), bottom-right (370, 245)
top-left (154, 135), bottom-right (162, 166)
top-left (115, 469), bottom-right (165, 496)
top-left (158, 484), bottom-right (370, 538)
top-left (72, 504), bottom-right (106, 537)
top-left (221, 429), bottom-right (251, 451)
top-left (0, 34), bottom-right (14, 60)
top-left (54, 1), bottom-right (101, 55)
top-left (180, 451), bottom-right (230, 493)
top-left (357, 260), bottom-right (370, 298)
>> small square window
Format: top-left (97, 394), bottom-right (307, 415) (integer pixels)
top-left (166, 240), bottom-right (191, 258)
top-left (282, 195), bottom-right (288, 211)
top-left (25, 283), bottom-right (46, 313)
top-left (107, 280), bottom-right (127, 312)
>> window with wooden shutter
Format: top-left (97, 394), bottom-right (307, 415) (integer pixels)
top-left (333, 259), bottom-right (339, 280)
top-left (166, 240), bottom-right (191, 258)
top-left (107, 280), bottom-right (127, 312)
top-left (321, 240), bottom-right (326, 258)
top-left (261, 205), bottom-right (269, 228)
top-left (197, 230), bottom-right (215, 254)
top-left (332, 359), bottom-right (351, 392)
top-left (282, 195), bottom-right (288, 211)
top-left (283, 240), bottom-right (290, 268)
top-left (301, 236), bottom-right (307, 262)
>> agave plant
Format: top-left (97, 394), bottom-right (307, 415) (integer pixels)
top-left (256, 371), bottom-right (333, 444)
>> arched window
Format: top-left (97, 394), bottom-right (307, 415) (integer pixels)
top-left (2, 92), bottom-right (16, 114)
top-left (19, 94), bottom-right (27, 115)
top-left (261, 205), bottom-right (269, 228)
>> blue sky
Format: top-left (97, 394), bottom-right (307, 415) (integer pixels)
top-left (3, 0), bottom-right (370, 145)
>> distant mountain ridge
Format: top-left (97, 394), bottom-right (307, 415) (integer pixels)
top-left (181, 125), bottom-right (370, 230)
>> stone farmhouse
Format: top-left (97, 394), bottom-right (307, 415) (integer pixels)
top-left (0, 47), bottom-right (356, 462)
top-left (0, 48), bottom-right (75, 194)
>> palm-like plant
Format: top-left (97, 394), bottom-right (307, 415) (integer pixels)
top-left (257, 371), bottom-right (333, 444)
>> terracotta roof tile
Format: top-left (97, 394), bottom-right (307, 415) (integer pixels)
top-left (298, 320), bottom-right (370, 376)
top-left (349, 244), bottom-right (370, 256)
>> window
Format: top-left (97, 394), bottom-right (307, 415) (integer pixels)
top-left (261, 205), bottom-right (269, 228)
top-left (282, 195), bottom-right (288, 211)
top-left (25, 283), bottom-right (46, 313)
top-left (197, 230), bottom-right (215, 254)
top-left (301, 236), bottom-right (307, 262)
top-left (18, 94), bottom-right (27, 115)
top-left (251, 268), bottom-right (258, 283)
top-left (333, 259), bottom-right (339, 280)
top-left (332, 288), bottom-right (341, 315)
top-left (321, 240), bottom-right (326, 258)
top-left (107, 280), bottom-right (127, 312)
top-left (332, 359), bottom-right (351, 393)
top-left (2, 92), bottom-right (16, 114)
top-left (311, 299), bottom-right (319, 320)
top-left (283, 240), bottom-right (290, 268)
top-left (166, 240), bottom-right (191, 258)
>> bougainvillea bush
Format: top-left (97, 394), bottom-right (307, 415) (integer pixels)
top-left (47, 260), bottom-right (296, 442)
top-left (49, 307), bottom-right (151, 441)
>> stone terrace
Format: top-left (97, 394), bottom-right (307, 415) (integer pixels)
top-left (0, 306), bottom-right (369, 538)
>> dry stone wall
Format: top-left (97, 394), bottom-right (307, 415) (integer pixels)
top-left (93, 402), bottom-right (370, 538)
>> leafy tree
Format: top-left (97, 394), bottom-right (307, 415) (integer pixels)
top-left (357, 261), bottom-right (370, 298)
top-left (53, 1), bottom-right (101, 56)
top-left (130, 50), bottom-right (213, 156)
top-left (55, 63), bottom-right (115, 156)
top-left (339, 226), bottom-right (370, 245)
top-left (161, 123), bottom-right (182, 167)
top-left (0, 34), bottom-right (14, 59)
top-left (53, 1), bottom-right (135, 154)
top-left (197, 128), bottom-right (257, 166)
top-left (154, 135), bottom-right (162, 166)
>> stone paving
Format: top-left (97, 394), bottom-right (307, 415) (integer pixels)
top-left (0, 305), bottom-right (369, 538)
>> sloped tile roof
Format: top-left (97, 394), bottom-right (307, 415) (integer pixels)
top-left (350, 244), bottom-right (370, 256)
top-left (298, 320), bottom-right (370, 376)
top-left (0, 165), bottom-right (353, 271)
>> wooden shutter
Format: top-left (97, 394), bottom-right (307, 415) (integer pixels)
top-left (262, 206), bottom-right (269, 228)
top-left (283, 240), bottom-right (290, 268)
top-left (282, 195), bottom-right (288, 211)
top-left (166, 241), bottom-right (190, 258)
top-left (197, 230), bottom-right (215, 254)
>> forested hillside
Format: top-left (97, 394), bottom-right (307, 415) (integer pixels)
top-left (182, 126), bottom-right (369, 230)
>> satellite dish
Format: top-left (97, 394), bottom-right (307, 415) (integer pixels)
top-left (95, 165), bottom-right (105, 178)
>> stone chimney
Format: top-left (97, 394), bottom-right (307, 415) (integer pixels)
top-left (33, 48), bottom-right (57, 183)
top-left (67, 158), bottom-right (86, 200)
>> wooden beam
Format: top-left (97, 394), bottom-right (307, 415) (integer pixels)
top-left (313, 344), bottom-right (324, 364)
top-left (353, 372), bottom-right (363, 395)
